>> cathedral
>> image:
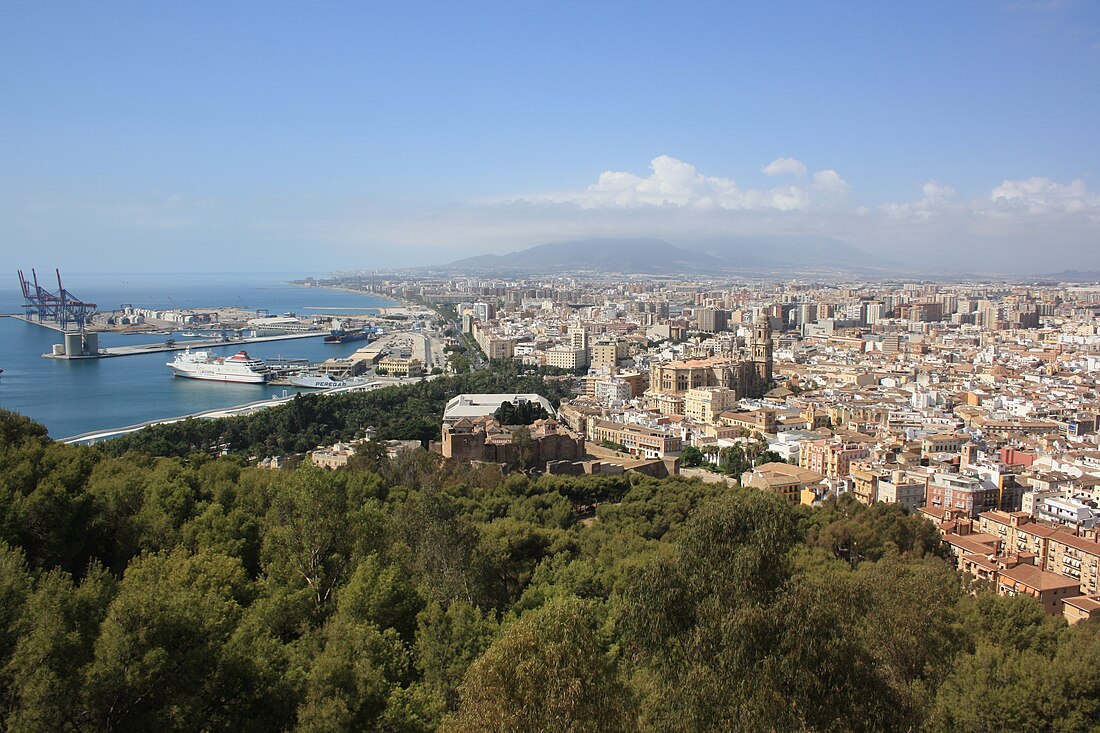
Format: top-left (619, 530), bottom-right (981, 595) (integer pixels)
top-left (646, 319), bottom-right (773, 409)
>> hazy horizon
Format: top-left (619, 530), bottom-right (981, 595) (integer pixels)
top-left (3, 2), bottom-right (1098, 274)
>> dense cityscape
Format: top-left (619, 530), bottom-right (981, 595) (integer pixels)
top-left (291, 270), bottom-right (1100, 616)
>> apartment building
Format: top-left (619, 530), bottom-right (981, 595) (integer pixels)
top-left (1063, 595), bottom-right (1100, 624)
top-left (851, 467), bottom-right (880, 505)
top-left (545, 346), bottom-right (588, 371)
top-left (556, 400), bottom-right (603, 436)
top-left (696, 306), bottom-right (728, 333)
top-left (684, 387), bottom-right (738, 424)
top-left (480, 335), bottom-right (517, 361)
top-left (717, 408), bottom-right (777, 435)
top-left (741, 462), bottom-right (824, 504)
top-left (593, 378), bottom-right (631, 404)
top-left (588, 419), bottom-right (681, 459)
top-left (1037, 496), bottom-right (1099, 529)
top-left (590, 338), bottom-right (630, 369)
top-left (958, 553), bottom-right (1080, 615)
top-left (927, 472), bottom-right (1000, 518)
top-left (876, 471), bottom-right (927, 511)
top-left (799, 439), bottom-right (870, 479)
top-left (921, 433), bottom-right (966, 458)
top-left (978, 511), bottom-right (1100, 598)
top-left (378, 356), bottom-right (424, 377)
top-left (1047, 533), bottom-right (1100, 598)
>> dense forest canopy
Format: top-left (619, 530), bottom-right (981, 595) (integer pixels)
top-left (1, 405), bottom-right (1098, 731)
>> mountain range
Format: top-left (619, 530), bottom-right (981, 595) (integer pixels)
top-left (438, 236), bottom-right (889, 276)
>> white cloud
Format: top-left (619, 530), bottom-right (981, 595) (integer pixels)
top-left (762, 157), bottom-right (807, 178)
top-left (882, 175), bottom-right (1099, 221)
top-left (989, 177), bottom-right (1100, 215)
top-left (922, 181), bottom-right (956, 203)
top-left (881, 180), bottom-right (958, 220)
top-left (514, 155), bottom-right (849, 212)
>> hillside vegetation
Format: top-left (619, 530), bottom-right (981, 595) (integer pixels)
top-left (98, 362), bottom-right (572, 459)
top-left (0, 408), bottom-right (1098, 732)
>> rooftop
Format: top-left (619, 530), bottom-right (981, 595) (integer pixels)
top-left (442, 393), bottom-right (556, 424)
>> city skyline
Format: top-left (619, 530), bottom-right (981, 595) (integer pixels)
top-left (2, 1), bottom-right (1098, 273)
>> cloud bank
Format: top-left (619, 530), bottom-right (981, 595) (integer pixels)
top-left (469, 156), bottom-right (1098, 272)
top-left (4, 157), bottom-right (1097, 274)
top-left (508, 155), bottom-right (850, 213)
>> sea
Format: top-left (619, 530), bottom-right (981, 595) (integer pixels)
top-left (0, 272), bottom-right (396, 440)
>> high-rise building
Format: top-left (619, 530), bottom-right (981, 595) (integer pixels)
top-left (473, 301), bottom-right (495, 322)
top-left (569, 325), bottom-right (588, 352)
top-left (864, 300), bottom-right (884, 325)
top-left (697, 307), bottom-right (728, 333)
top-left (590, 338), bottom-right (629, 369)
top-left (796, 303), bottom-right (815, 327)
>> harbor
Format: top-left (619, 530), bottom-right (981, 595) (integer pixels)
top-left (0, 273), bottom-right (415, 439)
top-left (10, 268), bottom-right (399, 361)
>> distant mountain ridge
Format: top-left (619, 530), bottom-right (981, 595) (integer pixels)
top-left (1033, 270), bottom-right (1100, 283)
top-left (446, 238), bottom-right (717, 275)
top-left (439, 236), bottom-right (887, 275)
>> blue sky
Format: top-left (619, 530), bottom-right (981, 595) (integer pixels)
top-left (2, 1), bottom-right (1098, 273)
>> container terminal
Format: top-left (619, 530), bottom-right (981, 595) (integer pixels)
top-left (11, 267), bottom-right (384, 361)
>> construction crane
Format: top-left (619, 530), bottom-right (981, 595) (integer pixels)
top-left (17, 268), bottom-right (97, 330)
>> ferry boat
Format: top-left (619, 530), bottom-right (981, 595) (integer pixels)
top-left (167, 350), bottom-right (271, 384)
top-left (289, 372), bottom-right (370, 389)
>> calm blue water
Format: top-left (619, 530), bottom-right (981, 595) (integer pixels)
top-left (0, 273), bottom-right (395, 439)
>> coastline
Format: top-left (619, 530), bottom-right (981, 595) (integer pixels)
top-left (288, 282), bottom-right (434, 318)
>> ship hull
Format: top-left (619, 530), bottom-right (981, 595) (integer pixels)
top-left (289, 374), bottom-right (368, 388)
top-left (170, 368), bottom-right (269, 384)
top-left (324, 329), bottom-right (374, 344)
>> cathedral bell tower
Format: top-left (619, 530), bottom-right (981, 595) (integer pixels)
top-left (752, 318), bottom-right (773, 386)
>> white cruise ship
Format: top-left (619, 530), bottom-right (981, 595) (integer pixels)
top-left (167, 350), bottom-right (271, 384)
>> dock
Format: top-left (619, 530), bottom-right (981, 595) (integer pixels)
top-left (40, 330), bottom-right (327, 359)
top-left (104, 331), bottom-right (325, 357)
top-left (9, 314), bottom-right (66, 331)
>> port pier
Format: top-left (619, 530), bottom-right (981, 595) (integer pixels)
top-left (39, 330), bottom-right (329, 359)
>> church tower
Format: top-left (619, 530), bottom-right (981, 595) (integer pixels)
top-left (752, 317), bottom-right (773, 386)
